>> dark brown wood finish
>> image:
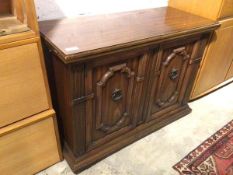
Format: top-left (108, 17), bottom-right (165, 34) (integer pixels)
top-left (0, 0), bottom-right (11, 14)
top-left (40, 7), bottom-right (218, 63)
top-left (84, 47), bottom-right (152, 151)
top-left (40, 7), bottom-right (218, 173)
top-left (146, 36), bottom-right (198, 121)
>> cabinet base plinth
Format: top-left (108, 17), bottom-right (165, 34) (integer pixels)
top-left (64, 105), bottom-right (191, 173)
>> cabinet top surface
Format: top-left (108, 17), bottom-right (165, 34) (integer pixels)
top-left (39, 7), bottom-right (218, 63)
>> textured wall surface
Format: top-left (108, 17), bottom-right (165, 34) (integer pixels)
top-left (34, 0), bottom-right (168, 21)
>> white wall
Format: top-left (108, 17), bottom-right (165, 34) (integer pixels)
top-left (35, 0), bottom-right (168, 21)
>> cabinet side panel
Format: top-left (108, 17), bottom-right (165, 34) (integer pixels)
top-left (183, 34), bottom-right (209, 102)
top-left (24, 0), bottom-right (40, 34)
top-left (169, 0), bottom-right (222, 20)
top-left (191, 19), bottom-right (233, 98)
top-left (52, 57), bottom-right (75, 151)
top-left (219, 0), bottom-right (233, 19)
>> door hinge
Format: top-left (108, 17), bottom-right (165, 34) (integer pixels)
top-left (72, 93), bottom-right (94, 105)
top-left (189, 57), bottom-right (202, 64)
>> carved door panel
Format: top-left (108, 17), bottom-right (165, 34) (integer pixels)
top-left (146, 43), bottom-right (193, 122)
top-left (95, 63), bottom-right (135, 134)
top-left (85, 51), bottom-right (150, 150)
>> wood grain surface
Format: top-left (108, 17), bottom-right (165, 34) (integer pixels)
top-left (0, 114), bottom-right (60, 175)
top-left (169, 0), bottom-right (233, 20)
top-left (169, 0), bottom-right (223, 20)
top-left (39, 7), bottom-right (218, 62)
top-left (226, 61), bottom-right (233, 80)
top-left (191, 18), bottom-right (233, 98)
top-left (0, 0), bottom-right (11, 14)
top-left (0, 0), bottom-right (39, 44)
top-left (218, 0), bottom-right (233, 19)
top-left (0, 16), bottom-right (29, 36)
top-left (0, 43), bottom-right (49, 128)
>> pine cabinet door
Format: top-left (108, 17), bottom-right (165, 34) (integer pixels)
top-left (0, 43), bottom-right (49, 127)
top-left (219, 0), bottom-right (233, 19)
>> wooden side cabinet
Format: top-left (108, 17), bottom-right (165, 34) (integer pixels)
top-left (0, 0), bottom-right (62, 174)
top-left (169, 0), bottom-right (233, 20)
top-left (40, 7), bottom-right (218, 173)
top-left (169, 0), bottom-right (233, 100)
top-left (45, 34), bottom-right (210, 173)
top-left (191, 19), bottom-right (233, 98)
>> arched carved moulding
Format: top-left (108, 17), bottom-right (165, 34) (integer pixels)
top-left (96, 63), bottom-right (135, 134)
top-left (97, 63), bottom-right (135, 87)
top-left (99, 112), bottom-right (129, 133)
top-left (163, 47), bottom-right (190, 67)
top-left (156, 91), bottom-right (179, 107)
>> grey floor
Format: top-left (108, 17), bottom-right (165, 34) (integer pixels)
top-left (37, 83), bottom-right (233, 175)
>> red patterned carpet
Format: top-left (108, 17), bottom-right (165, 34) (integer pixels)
top-left (174, 120), bottom-right (233, 175)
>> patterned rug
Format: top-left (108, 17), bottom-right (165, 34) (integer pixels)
top-left (173, 120), bottom-right (233, 175)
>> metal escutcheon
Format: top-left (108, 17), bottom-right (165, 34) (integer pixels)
top-left (112, 89), bottom-right (123, 102)
top-left (169, 68), bottom-right (179, 80)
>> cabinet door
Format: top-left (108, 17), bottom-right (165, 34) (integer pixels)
top-left (0, 113), bottom-right (60, 175)
top-left (191, 19), bottom-right (233, 98)
top-left (85, 50), bottom-right (151, 150)
top-left (219, 0), bottom-right (233, 19)
top-left (146, 41), bottom-right (194, 122)
top-left (0, 43), bottom-right (50, 127)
